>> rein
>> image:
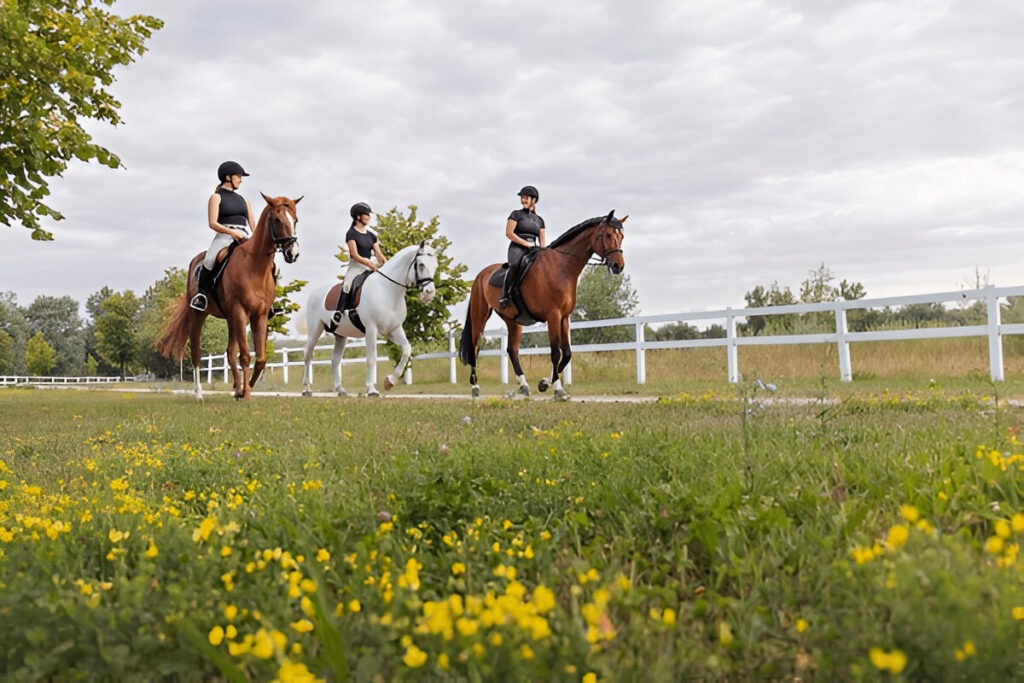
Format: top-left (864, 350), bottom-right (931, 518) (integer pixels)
top-left (373, 248), bottom-right (433, 290)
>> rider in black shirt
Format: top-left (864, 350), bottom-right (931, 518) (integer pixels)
top-left (499, 185), bottom-right (546, 308)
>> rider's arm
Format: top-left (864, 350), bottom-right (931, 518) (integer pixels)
top-left (538, 227), bottom-right (547, 248)
top-left (372, 242), bottom-right (386, 268)
top-left (505, 219), bottom-right (533, 248)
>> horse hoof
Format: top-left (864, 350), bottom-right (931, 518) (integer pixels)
top-left (301, 390), bottom-right (312, 397)
top-left (366, 390), bottom-right (381, 398)
top-left (384, 376), bottom-right (395, 391)
top-left (538, 379), bottom-right (550, 393)
top-left (554, 389), bottom-right (569, 401)
top-left (518, 384), bottom-right (530, 396)
top-left (336, 389), bottom-right (349, 397)
top-left (471, 385), bottom-right (480, 398)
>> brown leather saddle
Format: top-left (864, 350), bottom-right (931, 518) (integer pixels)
top-left (323, 271), bottom-right (373, 335)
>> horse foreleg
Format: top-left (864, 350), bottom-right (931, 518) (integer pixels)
top-left (301, 325), bottom-right (322, 397)
top-left (506, 324), bottom-right (529, 396)
top-left (332, 335), bottom-right (349, 396)
top-left (384, 327), bottom-right (412, 391)
top-left (538, 315), bottom-right (569, 399)
top-left (225, 314), bottom-right (248, 400)
top-left (248, 315), bottom-right (269, 391)
top-left (364, 325), bottom-right (380, 397)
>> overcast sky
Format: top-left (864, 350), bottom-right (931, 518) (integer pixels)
top-left (4, 0), bottom-right (1024, 325)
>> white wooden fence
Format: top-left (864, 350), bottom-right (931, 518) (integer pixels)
top-left (195, 284), bottom-right (1024, 386)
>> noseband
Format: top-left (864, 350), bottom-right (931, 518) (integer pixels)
top-left (267, 211), bottom-right (298, 251)
top-left (590, 223), bottom-right (624, 267)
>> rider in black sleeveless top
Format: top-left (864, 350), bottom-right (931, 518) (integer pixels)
top-left (499, 185), bottom-right (546, 308)
top-left (190, 161), bottom-right (256, 312)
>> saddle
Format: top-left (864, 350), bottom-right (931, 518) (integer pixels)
top-left (488, 250), bottom-right (543, 325)
top-left (323, 272), bottom-right (373, 335)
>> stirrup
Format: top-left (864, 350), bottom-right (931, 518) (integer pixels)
top-left (189, 293), bottom-right (208, 312)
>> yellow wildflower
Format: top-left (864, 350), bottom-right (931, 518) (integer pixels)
top-left (209, 626), bottom-right (225, 646)
top-left (403, 644), bottom-right (427, 668)
top-left (869, 647), bottom-right (907, 674)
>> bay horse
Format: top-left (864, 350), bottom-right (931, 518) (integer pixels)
top-left (297, 241), bottom-right (438, 397)
top-left (158, 193), bottom-right (301, 400)
top-left (459, 210), bottom-right (626, 399)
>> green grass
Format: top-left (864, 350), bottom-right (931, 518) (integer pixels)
top-left (1, 387), bottom-right (1023, 680)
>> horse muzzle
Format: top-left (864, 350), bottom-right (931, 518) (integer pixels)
top-left (608, 262), bottom-right (623, 275)
top-left (283, 243), bottom-right (300, 264)
top-left (418, 283), bottom-right (437, 304)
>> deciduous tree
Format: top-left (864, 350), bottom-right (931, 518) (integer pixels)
top-left (2, 1), bottom-right (162, 239)
top-left (24, 332), bottom-right (56, 375)
top-left (24, 295), bottom-right (86, 375)
top-left (94, 290), bottom-right (140, 378)
top-left (571, 267), bottom-right (640, 344)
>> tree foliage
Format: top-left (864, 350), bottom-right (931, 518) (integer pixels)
top-left (94, 290), bottom-right (140, 378)
top-left (570, 267), bottom-right (640, 344)
top-left (366, 206), bottom-right (469, 360)
top-left (0, 329), bottom-right (14, 374)
top-left (1, 1), bottom-right (163, 239)
top-left (24, 331), bottom-right (56, 375)
top-left (24, 295), bottom-right (86, 375)
top-left (0, 292), bottom-right (30, 374)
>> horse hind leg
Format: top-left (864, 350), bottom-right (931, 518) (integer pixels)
top-left (363, 325), bottom-right (380, 397)
top-left (189, 318), bottom-right (205, 400)
top-left (332, 335), bottom-right (349, 397)
top-left (506, 324), bottom-right (529, 396)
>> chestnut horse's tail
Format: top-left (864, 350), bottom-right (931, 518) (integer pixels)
top-left (157, 294), bottom-right (193, 361)
top-left (459, 267), bottom-right (496, 367)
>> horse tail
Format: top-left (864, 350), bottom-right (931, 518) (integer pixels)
top-left (157, 294), bottom-right (193, 361)
top-left (458, 304), bottom-right (475, 367)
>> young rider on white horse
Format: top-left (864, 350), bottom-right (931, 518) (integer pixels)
top-left (343, 202), bottom-right (387, 294)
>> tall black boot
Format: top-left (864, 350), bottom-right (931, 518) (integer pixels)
top-left (190, 266), bottom-right (214, 312)
top-left (499, 265), bottom-right (516, 308)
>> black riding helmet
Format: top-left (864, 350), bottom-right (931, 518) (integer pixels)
top-left (217, 160), bottom-right (249, 181)
top-left (350, 202), bottom-right (372, 219)
top-left (517, 185), bottom-right (539, 200)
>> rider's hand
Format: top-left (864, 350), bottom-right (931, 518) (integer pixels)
top-left (233, 230), bottom-right (248, 241)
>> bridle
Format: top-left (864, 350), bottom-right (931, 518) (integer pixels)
top-left (587, 220), bottom-right (624, 268)
top-left (266, 208), bottom-right (298, 252)
top-left (375, 244), bottom-right (436, 290)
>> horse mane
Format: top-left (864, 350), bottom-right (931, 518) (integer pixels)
top-left (547, 215), bottom-right (621, 250)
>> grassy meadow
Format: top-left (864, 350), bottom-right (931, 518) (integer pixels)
top-left (2, 380), bottom-right (1024, 680)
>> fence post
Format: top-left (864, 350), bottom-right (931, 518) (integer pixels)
top-left (222, 353), bottom-right (229, 383)
top-left (281, 348), bottom-right (289, 384)
top-left (836, 299), bottom-right (852, 381)
top-left (987, 285), bottom-right (1004, 382)
top-left (206, 354), bottom-right (213, 385)
top-left (448, 332), bottom-right (457, 383)
top-left (726, 308), bottom-right (739, 383)
top-left (636, 321), bottom-right (646, 384)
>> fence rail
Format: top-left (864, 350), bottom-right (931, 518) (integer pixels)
top-left (194, 284), bottom-right (1024, 386)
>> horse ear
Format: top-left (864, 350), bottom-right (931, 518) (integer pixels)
top-left (293, 196), bottom-right (304, 205)
top-left (606, 210), bottom-right (616, 221)
top-left (261, 192), bottom-right (273, 205)
top-left (620, 215), bottom-right (629, 223)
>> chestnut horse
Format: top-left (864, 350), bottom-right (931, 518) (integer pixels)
top-left (459, 210), bottom-right (626, 400)
top-left (158, 193), bottom-right (301, 400)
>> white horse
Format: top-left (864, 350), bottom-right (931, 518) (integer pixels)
top-left (298, 241), bottom-right (438, 397)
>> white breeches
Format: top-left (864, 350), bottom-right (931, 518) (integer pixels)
top-left (343, 259), bottom-right (374, 292)
top-left (202, 227), bottom-right (248, 270)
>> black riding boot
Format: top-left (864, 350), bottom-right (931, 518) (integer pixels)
top-left (499, 264), bottom-right (517, 308)
top-left (189, 266), bottom-right (215, 312)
